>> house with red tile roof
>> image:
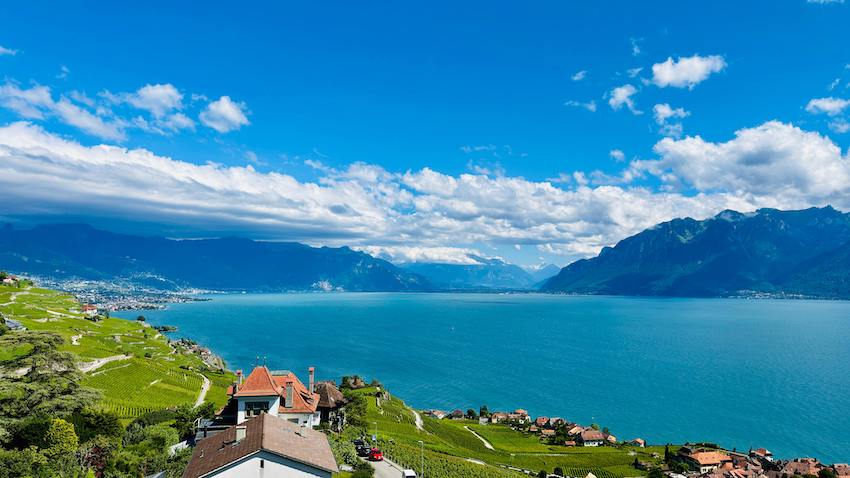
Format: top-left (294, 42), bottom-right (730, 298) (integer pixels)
top-left (230, 366), bottom-right (321, 427)
top-left (182, 413), bottom-right (337, 478)
top-left (535, 416), bottom-right (549, 427)
top-left (81, 304), bottom-right (98, 317)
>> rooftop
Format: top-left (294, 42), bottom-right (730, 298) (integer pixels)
top-left (182, 413), bottom-right (338, 478)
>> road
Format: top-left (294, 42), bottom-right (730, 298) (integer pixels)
top-left (77, 354), bottom-right (131, 373)
top-left (464, 425), bottom-right (495, 450)
top-left (366, 457), bottom-right (407, 478)
top-left (412, 409), bottom-right (425, 431)
top-left (194, 374), bottom-right (211, 407)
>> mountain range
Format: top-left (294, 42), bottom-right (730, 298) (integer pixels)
top-left (542, 206), bottom-right (850, 299)
top-left (0, 224), bottom-right (430, 292)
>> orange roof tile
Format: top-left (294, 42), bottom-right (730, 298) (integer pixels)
top-left (234, 366), bottom-right (279, 397)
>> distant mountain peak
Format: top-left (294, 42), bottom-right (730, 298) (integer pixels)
top-left (542, 206), bottom-right (850, 298)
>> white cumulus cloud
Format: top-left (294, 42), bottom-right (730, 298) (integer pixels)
top-left (651, 54), bottom-right (727, 89)
top-left (571, 70), bottom-right (587, 81)
top-left (608, 84), bottom-right (641, 114)
top-left (634, 121), bottom-right (850, 204)
top-left (805, 97), bottom-right (850, 116)
top-left (0, 82), bottom-right (125, 140)
top-left (199, 96), bottom-right (250, 133)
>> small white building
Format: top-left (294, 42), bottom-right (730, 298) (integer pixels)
top-left (182, 413), bottom-right (338, 478)
top-left (231, 366), bottom-right (321, 428)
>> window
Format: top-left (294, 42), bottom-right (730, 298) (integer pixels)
top-left (260, 459), bottom-right (264, 469)
top-left (288, 418), bottom-right (299, 424)
top-left (244, 401), bottom-right (267, 417)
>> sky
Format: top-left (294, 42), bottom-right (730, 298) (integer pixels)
top-left (1, 1), bottom-right (850, 267)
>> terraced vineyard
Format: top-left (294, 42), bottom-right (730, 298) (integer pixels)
top-left (0, 283), bottom-right (234, 418)
top-left (351, 386), bottom-right (668, 478)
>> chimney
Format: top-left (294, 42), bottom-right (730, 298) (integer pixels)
top-left (235, 426), bottom-right (246, 443)
top-left (308, 366), bottom-right (315, 394)
top-left (236, 369), bottom-right (243, 385)
top-left (285, 382), bottom-right (293, 408)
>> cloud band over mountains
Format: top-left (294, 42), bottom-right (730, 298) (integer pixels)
top-left (1, 121), bottom-right (849, 263)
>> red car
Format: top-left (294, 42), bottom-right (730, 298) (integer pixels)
top-left (369, 448), bottom-right (384, 461)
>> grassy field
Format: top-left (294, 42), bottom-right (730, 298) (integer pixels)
top-left (349, 386), bottom-right (667, 478)
top-left (0, 283), bottom-right (234, 418)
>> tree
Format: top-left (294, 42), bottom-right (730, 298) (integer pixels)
top-left (664, 444), bottom-right (671, 462)
top-left (479, 405), bottom-right (490, 417)
top-left (342, 390), bottom-right (367, 429)
top-left (0, 447), bottom-right (50, 478)
top-left (537, 470), bottom-right (548, 478)
top-left (352, 461), bottom-right (375, 478)
top-left (554, 466), bottom-right (565, 476)
top-left (590, 423), bottom-right (600, 430)
top-left (819, 469), bottom-right (837, 478)
top-left (70, 409), bottom-right (123, 443)
top-left (136, 315), bottom-right (146, 322)
top-left (648, 467), bottom-right (665, 478)
top-left (466, 409), bottom-right (477, 419)
top-left (43, 418), bottom-right (79, 459)
top-left (0, 331), bottom-right (99, 441)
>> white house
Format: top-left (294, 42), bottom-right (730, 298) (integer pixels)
top-left (182, 413), bottom-right (338, 478)
top-left (231, 366), bottom-right (321, 428)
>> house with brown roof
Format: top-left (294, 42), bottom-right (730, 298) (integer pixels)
top-left (630, 438), bottom-right (646, 447)
top-left (535, 416), bottom-right (549, 427)
top-left (182, 413), bottom-right (338, 478)
top-left (230, 366), bottom-right (321, 427)
top-left (314, 380), bottom-right (347, 430)
top-left (832, 463), bottom-right (850, 478)
top-left (490, 412), bottom-right (508, 423)
top-left (579, 429), bottom-right (606, 447)
top-left (683, 450), bottom-right (732, 474)
top-left (780, 458), bottom-right (822, 476)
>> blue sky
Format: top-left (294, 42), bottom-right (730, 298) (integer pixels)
top-left (2, 1), bottom-right (850, 266)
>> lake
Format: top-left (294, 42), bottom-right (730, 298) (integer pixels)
top-left (139, 293), bottom-right (850, 463)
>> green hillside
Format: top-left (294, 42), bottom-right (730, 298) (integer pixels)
top-left (344, 386), bottom-right (666, 478)
top-left (0, 282), bottom-right (233, 418)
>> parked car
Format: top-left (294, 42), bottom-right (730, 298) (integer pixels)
top-left (353, 439), bottom-right (370, 457)
top-left (369, 448), bottom-right (384, 461)
top-left (402, 470), bottom-right (417, 478)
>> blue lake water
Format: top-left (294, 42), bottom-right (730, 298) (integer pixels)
top-left (139, 293), bottom-right (850, 462)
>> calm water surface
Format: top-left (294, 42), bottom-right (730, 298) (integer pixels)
top-left (139, 293), bottom-right (850, 462)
